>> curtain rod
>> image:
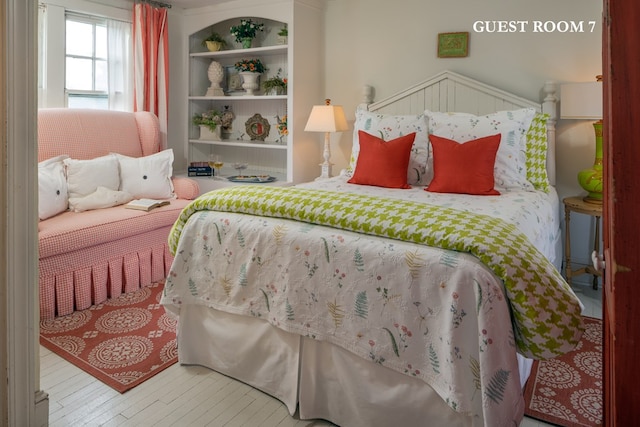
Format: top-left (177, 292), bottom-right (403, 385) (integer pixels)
top-left (78, 0), bottom-right (172, 11)
top-left (138, 0), bottom-right (172, 9)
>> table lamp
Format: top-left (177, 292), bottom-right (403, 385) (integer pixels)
top-left (560, 76), bottom-right (603, 204)
top-left (304, 99), bottom-right (349, 180)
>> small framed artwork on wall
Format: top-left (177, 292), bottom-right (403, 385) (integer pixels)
top-left (437, 32), bottom-right (469, 58)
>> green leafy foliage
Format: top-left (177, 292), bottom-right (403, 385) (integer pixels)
top-left (429, 343), bottom-right (440, 373)
top-left (260, 288), bottom-right (270, 312)
top-left (486, 369), bottom-right (510, 404)
top-left (354, 248), bottom-right (364, 272)
top-left (354, 291), bottom-right (368, 319)
top-left (238, 263), bottom-right (248, 286)
top-left (188, 278), bottom-right (198, 297)
top-left (286, 299), bottom-right (294, 321)
top-left (383, 327), bottom-right (399, 357)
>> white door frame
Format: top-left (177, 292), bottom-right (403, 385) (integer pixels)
top-left (1, 0), bottom-right (46, 425)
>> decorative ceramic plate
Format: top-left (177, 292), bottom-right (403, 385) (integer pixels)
top-left (245, 113), bottom-right (271, 141)
top-left (227, 175), bottom-right (276, 183)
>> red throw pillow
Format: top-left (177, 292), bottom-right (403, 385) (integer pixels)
top-left (426, 134), bottom-right (501, 195)
top-left (348, 131), bottom-right (416, 189)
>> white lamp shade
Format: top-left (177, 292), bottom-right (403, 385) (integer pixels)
top-left (560, 81), bottom-right (603, 119)
top-left (304, 104), bottom-right (349, 132)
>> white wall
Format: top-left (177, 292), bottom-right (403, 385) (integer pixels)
top-left (47, 0), bottom-right (601, 282)
top-left (322, 0), bottom-right (603, 281)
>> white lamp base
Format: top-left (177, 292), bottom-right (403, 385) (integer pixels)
top-left (316, 132), bottom-right (333, 180)
top-left (315, 162), bottom-right (333, 181)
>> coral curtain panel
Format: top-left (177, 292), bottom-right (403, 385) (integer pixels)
top-left (133, 2), bottom-right (168, 148)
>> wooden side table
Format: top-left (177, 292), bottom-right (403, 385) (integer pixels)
top-left (563, 196), bottom-right (603, 289)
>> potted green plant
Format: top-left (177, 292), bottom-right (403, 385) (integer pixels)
top-left (276, 114), bottom-right (288, 143)
top-left (234, 58), bottom-right (266, 73)
top-left (234, 58), bottom-right (266, 95)
top-left (201, 31), bottom-right (226, 52)
top-left (192, 109), bottom-right (234, 139)
top-left (277, 25), bottom-right (288, 45)
top-left (230, 18), bottom-right (264, 49)
top-left (262, 68), bottom-right (287, 95)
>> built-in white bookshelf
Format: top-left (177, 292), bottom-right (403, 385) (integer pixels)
top-left (184, 0), bottom-right (325, 189)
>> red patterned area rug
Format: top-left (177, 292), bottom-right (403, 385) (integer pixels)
top-left (40, 282), bottom-right (177, 393)
top-left (523, 317), bottom-right (602, 427)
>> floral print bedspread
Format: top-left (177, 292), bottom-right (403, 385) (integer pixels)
top-left (162, 185), bottom-right (583, 426)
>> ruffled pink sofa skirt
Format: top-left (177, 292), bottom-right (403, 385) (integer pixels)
top-left (38, 199), bottom-right (192, 320)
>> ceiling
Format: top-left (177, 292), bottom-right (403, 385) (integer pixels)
top-left (165, 0), bottom-right (235, 9)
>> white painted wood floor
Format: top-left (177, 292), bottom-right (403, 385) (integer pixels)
top-left (40, 283), bottom-right (602, 427)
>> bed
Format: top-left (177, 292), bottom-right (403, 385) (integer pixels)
top-left (161, 71), bottom-right (584, 427)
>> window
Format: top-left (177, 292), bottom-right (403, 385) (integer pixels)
top-left (65, 13), bottom-right (108, 109)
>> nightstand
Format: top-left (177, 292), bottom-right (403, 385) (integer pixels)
top-left (563, 196), bottom-right (603, 289)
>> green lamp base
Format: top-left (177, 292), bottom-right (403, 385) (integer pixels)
top-left (578, 166), bottom-right (603, 204)
top-left (578, 121), bottom-right (603, 205)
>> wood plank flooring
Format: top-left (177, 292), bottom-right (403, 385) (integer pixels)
top-left (40, 284), bottom-right (601, 426)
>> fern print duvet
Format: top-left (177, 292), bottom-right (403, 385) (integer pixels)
top-left (162, 182), bottom-right (583, 427)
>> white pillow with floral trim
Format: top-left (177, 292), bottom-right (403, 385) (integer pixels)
top-left (426, 108), bottom-right (536, 191)
top-left (347, 109), bottom-right (430, 185)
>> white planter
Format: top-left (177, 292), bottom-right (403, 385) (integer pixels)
top-left (266, 87), bottom-right (286, 96)
top-left (199, 125), bottom-right (221, 140)
top-left (239, 72), bottom-right (261, 96)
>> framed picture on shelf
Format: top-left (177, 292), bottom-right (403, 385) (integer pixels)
top-left (225, 66), bottom-right (244, 95)
top-left (245, 113), bottom-right (271, 141)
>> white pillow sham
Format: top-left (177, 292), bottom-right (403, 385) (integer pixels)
top-left (64, 154), bottom-right (120, 199)
top-left (38, 155), bottom-right (69, 220)
top-left (426, 108), bottom-right (536, 191)
top-left (115, 149), bottom-right (175, 199)
top-left (347, 110), bottom-right (430, 186)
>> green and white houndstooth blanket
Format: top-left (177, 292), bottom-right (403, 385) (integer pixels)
top-left (168, 185), bottom-right (583, 360)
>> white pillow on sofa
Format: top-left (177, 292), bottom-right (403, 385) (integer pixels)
top-left (426, 108), bottom-right (536, 191)
top-left (38, 155), bottom-right (69, 220)
top-left (115, 149), bottom-right (175, 199)
top-left (68, 186), bottom-right (134, 212)
top-left (64, 154), bottom-right (120, 199)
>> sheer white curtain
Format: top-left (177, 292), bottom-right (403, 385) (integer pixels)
top-left (107, 19), bottom-right (133, 112)
top-left (38, 4), bottom-right (46, 108)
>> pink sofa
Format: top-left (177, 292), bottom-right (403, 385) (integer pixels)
top-left (38, 108), bottom-right (199, 320)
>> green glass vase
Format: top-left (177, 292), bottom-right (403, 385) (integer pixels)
top-left (577, 121), bottom-right (604, 203)
top-left (241, 37), bottom-right (252, 49)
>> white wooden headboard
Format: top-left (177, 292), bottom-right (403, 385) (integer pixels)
top-left (361, 71), bottom-right (558, 185)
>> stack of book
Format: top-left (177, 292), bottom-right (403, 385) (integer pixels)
top-left (188, 161), bottom-right (213, 177)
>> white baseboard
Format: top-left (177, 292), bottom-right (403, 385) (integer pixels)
top-left (35, 390), bottom-right (49, 427)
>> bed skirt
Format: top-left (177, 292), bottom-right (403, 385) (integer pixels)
top-left (176, 304), bottom-right (530, 427)
top-left (39, 226), bottom-right (174, 320)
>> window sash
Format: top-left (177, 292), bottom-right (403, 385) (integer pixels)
top-left (65, 12), bottom-right (107, 104)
